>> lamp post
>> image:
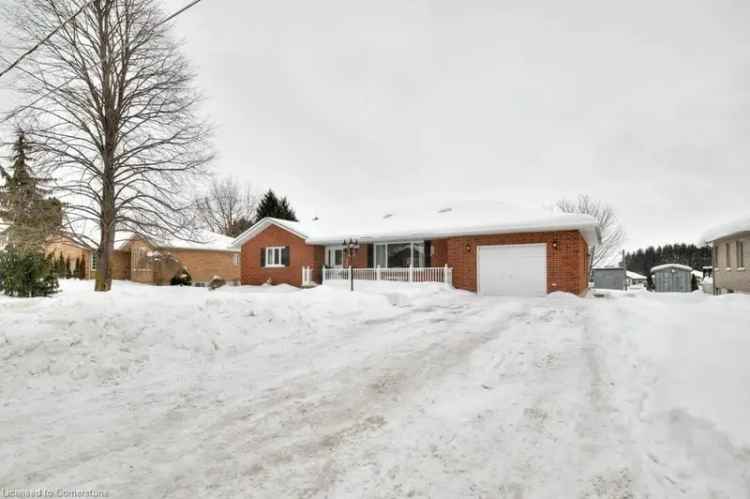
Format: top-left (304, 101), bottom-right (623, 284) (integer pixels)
top-left (343, 238), bottom-right (360, 291)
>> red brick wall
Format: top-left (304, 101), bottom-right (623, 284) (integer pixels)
top-left (430, 239), bottom-right (449, 268)
top-left (241, 224), bottom-right (324, 286)
top-left (444, 231), bottom-right (589, 295)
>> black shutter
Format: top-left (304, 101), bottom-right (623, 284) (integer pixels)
top-left (425, 241), bottom-right (432, 267)
top-left (282, 246), bottom-right (290, 266)
top-left (260, 247), bottom-right (265, 267)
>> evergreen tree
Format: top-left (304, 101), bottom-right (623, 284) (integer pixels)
top-left (0, 130), bottom-right (61, 251)
top-left (278, 196), bottom-right (297, 221)
top-left (624, 242), bottom-right (711, 278)
top-left (65, 257), bottom-right (72, 279)
top-left (255, 189), bottom-right (298, 221)
top-left (73, 257), bottom-right (81, 280)
top-left (0, 248), bottom-right (58, 297)
top-left (56, 253), bottom-right (66, 278)
top-left (0, 130), bottom-right (60, 297)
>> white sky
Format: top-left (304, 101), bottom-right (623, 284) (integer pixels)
top-left (5, 0), bottom-right (750, 252)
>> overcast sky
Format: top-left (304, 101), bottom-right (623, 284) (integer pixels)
top-left (6, 0), bottom-right (750, 252)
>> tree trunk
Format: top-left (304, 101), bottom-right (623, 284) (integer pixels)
top-left (95, 163), bottom-right (116, 291)
top-left (95, 230), bottom-right (114, 291)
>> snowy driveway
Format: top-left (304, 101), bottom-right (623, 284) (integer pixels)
top-left (1, 282), bottom-right (749, 498)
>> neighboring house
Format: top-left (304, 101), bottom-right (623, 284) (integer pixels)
top-left (703, 217), bottom-right (749, 294)
top-left (117, 232), bottom-right (240, 285)
top-left (592, 267), bottom-right (626, 290)
top-left (46, 235), bottom-right (102, 279)
top-left (626, 270), bottom-right (647, 287)
top-left (230, 203), bottom-right (600, 296)
top-left (46, 230), bottom-right (240, 285)
top-left (651, 264), bottom-right (693, 293)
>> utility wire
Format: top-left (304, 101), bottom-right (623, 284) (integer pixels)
top-left (0, 0), bottom-right (207, 81)
top-left (0, 1), bottom-right (95, 80)
top-left (159, 0), bottom-right (207, 26)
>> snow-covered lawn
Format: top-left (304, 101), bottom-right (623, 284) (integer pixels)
top-left (1, 281), bottom-right (749, 498)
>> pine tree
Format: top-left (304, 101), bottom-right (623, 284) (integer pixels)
top-left (56, 253), bottom-right (66, 278)
top-left (77, 256), bottom-right (86, 280)
top-left (0, 130), bottom-right (61, 251)
top-left (73, 257), bottom-right (81, 280)
top-left (255, 189), bottom-right (298, 222)
top-left (0, 130), bottom-right (60, 296)
top-left (65, 257), bottom-right (72, 279)
top-left (278, 196), bottom-right (298, 221)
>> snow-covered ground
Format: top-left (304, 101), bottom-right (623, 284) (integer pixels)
top-left (1, 281), bottom-right (749, 498)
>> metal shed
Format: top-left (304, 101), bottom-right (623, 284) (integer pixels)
top-left (592, 267), bottom-right (627, 290)
top-left (651, 264), bottom-right (693, 293)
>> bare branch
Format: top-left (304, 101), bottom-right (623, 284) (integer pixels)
top-left (3, 0), bottom-right (214, 291)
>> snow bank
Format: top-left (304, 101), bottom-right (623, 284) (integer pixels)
top-left (2, 280), bottom-right (749, 498)
top-left (612, 292), bottom-right (750, 448)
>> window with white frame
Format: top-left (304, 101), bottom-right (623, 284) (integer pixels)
top-left (233, 253), bottom-right (240, 266)
top-left (326, 246), bottom-right (344, 267)
top-left (738, 241), bottom-right (745, 269)
top-left (265, 246), bottom-right (285, 267)
top-left (374, 241), bottom-right (425, 268)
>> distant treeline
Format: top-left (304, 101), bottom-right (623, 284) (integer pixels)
top-left (622, 244), bottom-right (712, 276)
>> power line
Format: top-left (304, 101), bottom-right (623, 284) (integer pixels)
top-left (158, 0), bottom-right (207, 26)
top-left (0, 0), bottom-right (208, 81)
top-left (0, 1), bottom-right (95, 80)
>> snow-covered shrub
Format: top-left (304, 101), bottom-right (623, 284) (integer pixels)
top-left (208, 275), bottom-right (226, 290)
top-left (170, 269), bottom-right (192, 286)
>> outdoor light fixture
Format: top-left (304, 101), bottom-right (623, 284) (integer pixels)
top-left (465, 242), bottom-right (471, 253)
top-left (552, 240), bottom-right (559, 250)
top-left (343, 239), bottom-right (360, 291)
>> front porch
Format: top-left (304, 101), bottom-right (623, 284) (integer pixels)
top-left (303, 265), bottom-right (453, 288)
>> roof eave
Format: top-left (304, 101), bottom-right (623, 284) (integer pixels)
top-left (306, 223), bottom-right (600, 247)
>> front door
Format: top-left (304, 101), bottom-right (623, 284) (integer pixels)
top-left (326, 246), bottom-right (345, 268)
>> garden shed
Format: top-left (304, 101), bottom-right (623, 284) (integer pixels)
top-left (651, 264), bottom-right (693, 293)
top-left (592, 268), bottom-right (626, 290)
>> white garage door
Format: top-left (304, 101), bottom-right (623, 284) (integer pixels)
top-left (477, 244), bottom-right (547, 296)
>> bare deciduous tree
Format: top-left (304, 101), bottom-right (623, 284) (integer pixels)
top-left (194, 176), bottom-right (256, 237)
top-left (556, 194), bottom-right (625, 269)
top-left (3, 0), bottom-right (213, 291)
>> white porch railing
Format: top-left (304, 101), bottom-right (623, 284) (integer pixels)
top-left (321, 265), bottom-right (453, 288)
top-left (301, 266), bottom-right (312, 287)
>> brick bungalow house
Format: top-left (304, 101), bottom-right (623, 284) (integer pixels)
top-left (231, 203), bottom-right (600, 296)
top-left (46, 230), bottom-right (240, 285)
top-left (703, 217), bottom-right (750, 294)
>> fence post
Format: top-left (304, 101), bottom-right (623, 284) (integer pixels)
top-left (349, 266), bottom-right (353, 292)
top-left (376, 265), bottom-right (381, 281)
top-left (321, 266), bottom-right (326, 284)
top-left (409, 265), bottom-right (413, 282)
top-left (444, 264), bottom-right (450, 288)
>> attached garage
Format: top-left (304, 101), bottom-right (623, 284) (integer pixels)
top-left (477, 244), bottom-right (547, 296)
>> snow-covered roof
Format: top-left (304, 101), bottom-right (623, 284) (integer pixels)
top-left (119, 230), bottom-right (239, 253)
top-left (651, 263), bottom-right (693, 273)
top-left (231, 201), bottom-right (601, 248)
top-left (626, 270), bottom-right (646, 280)
top-left (702, 216), bottom-right (750, 243)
